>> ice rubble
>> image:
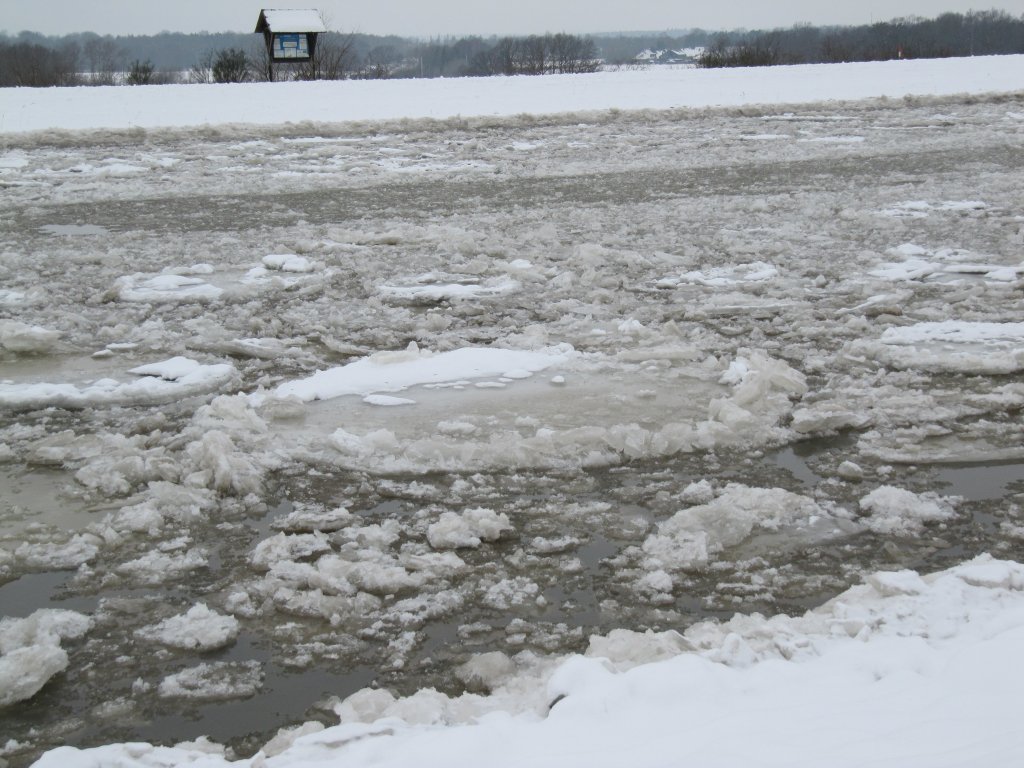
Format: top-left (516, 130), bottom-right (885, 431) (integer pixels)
top-left (33, 556), bottom-right (1024, 767)
top-left (0, 609), bottom-right (91, 707)
top-left (135, 603), bottom-right (240, 651)
top-left (858, 485), bottom-right (958, 535)
top-left (640, 483), bottom-right (856, 573)
top-left (262, 254), bottom-right (315, 273)
top-left (426, 507), bottom-right (513, 550)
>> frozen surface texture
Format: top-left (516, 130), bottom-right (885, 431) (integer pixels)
top-left (1, 57), bottom-right (1024, 767)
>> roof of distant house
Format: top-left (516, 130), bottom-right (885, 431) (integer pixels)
top-left (254, 9), bottom-right (327, 34)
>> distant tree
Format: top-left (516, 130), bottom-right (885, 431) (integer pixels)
top-left (464, 33), bottom-right (597, 77)
top-left (698, 33), bottom-right (782, 67)
top-left (550, 33), bottom-right (600, 73)
top-left (360, 45), bottom-right (400, 79)
top-left (212, 47), bottom-right (250, 83)
top-left (126, 59), bottom-right (155, 85)
top-left (414, 36), bottom-right (490, 77)
top-left (520, 35), bottom-right (548, 74)
top-left (0, 39), bottom-right (80, 87)
top-left (189, 50), bottom-right (215, 83)
top-left (82, 35), bottom-right (124, 84)
top-left (490, 37), bottom-right (519, 75)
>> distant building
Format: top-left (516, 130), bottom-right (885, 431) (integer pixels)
top-left (634, 47), bottom-right (704, 66)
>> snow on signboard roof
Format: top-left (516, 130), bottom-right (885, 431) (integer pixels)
top-left (255, 9), bottom-right (327, 33)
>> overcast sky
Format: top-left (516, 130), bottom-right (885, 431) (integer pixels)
top-left (2, 1), bottom-right (1023, 38)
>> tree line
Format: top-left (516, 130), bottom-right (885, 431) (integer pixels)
top-left (697, 10), bottom-right (1024, 67)
top-left (2, 10), bottom-right (1023, 86)
top-left (0, 30), bottom-right (599, 85)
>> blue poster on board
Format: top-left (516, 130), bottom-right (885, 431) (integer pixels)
top-left (273, 33), bottom-right (310, 60)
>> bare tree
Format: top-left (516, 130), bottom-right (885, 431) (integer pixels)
top-left (520, 35), bottom-right (547, 74)
top-left (492, 37), bottom-right (519, 75)
top-left (549, 33), bottom-right (600, 73)
top-left (189, 50), bottom-right (215, 83)
top-left (297, 31), bottom-right (357, 80)
top-left (466, 33), bottom-right (598, 76)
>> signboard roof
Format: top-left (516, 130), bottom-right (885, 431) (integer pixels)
top-left (255, 9), bottom-right (327, 34)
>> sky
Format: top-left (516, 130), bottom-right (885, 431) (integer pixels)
top-left (1, 0), bottom-right (1023, 38)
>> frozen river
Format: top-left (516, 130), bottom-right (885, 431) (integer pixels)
top-left (2, 89), bottom-right (1024, 765)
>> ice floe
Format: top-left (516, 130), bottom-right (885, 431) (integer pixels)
top-left (641, 484), bottom-right (856, 572)
top-left (0, 609), bottom-right (91, 707)
top-left (853, 321), bottom-right (1024, 374)
top-left (0, 356), bottom-right (238, 410)
top-left (157, 661), bottom-right (263, 701)
top-left (0, 320), bottom-right (61, 353)
top-left (135, 604), bottom-right (240, 651)
top-left (113, 273), bottom-right (224, 303)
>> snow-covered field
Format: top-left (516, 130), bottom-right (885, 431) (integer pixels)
top-left (2, 56), bottom-right (1024, 767)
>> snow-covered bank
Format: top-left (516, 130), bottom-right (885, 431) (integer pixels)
top-left (32, 556), bottom-right (1024, 768)
top-left (1, 55), bottom-right (1022, 134)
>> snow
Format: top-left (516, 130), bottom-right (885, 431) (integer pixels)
top-left (259, 9), bottom-right (328, 34)
top-left (855, 322), bottom-right (1024, 374)
top-left (0, 56), bottom-right (1022, 133)
top-left (881, 321), bottom-right (1024, 346)
top-left (265, 343), bottom-right (574, 403)
top-left (4, 53), bottom-right (1024, 768)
